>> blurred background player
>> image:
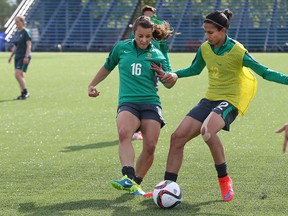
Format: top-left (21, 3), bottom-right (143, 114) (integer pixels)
top-left (8, 15), bottom-right (32, 100)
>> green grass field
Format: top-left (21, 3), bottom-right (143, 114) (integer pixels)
top-left (0, 52), bottom-right (288, 216)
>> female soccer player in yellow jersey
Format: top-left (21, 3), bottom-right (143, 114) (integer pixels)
top-left (152, 8), bottom-right (288, 202)
top-left (88, 16), bottom-right (177, 196)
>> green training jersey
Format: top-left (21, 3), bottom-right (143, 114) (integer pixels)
top-left (104, 39), bottom-right (169, 106)
top-left (14, 28), bottom-right (31, 58)
top-left (129, 32), bottom-right (172, 71)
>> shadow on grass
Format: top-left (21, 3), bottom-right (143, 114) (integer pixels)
top-left (18, 194), bottom-right (227, 216)
top-left (60, 140), bottom-right (119, 152)
top-left (18, 194), bottom-right (133, 216)
top-left (0, 98), bottom-right (19, 103)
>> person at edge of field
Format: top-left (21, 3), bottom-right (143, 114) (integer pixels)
top-left (276, 124), bottom-right (288, 153)
top-left (151, 8), bottom-right (288, 202)
top-left (131, 4), bottom-right (175, 141)
top-left (88, 16), bottom-right (177, 196)
top-left (8, 15), bottom-right (32, 100)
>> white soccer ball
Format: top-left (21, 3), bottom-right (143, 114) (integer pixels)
top-left (153, 180), bottom-right (182, 209)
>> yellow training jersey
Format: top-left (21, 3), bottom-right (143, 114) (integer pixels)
top-left (201, 41), bottom-right (258, 115)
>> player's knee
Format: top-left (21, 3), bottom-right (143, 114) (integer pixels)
top-left (145, 144), bottom-right (156, 155)
top-left (170, 131), bottom-right (186, 150)
top-left (170, 131), bottom-right (183, 144)
top-left (118, 128), bottom-right (131, 141)
top-left (201, 127), bottom-right (211, 142)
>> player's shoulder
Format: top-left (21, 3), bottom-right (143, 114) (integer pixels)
top-left (110, 39), bottom-right (133, 54)
top-left (116, 39), bottom-right (133, 48)
top-left (23, 28), bottom-right (32, 38)
top-left (149, 43), bottom-right (165, 60)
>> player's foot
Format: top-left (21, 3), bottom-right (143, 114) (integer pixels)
top-left (111, 175), bottom-right (138, 192)
top-left (132, 131), bottom-right (143, 141)
top-left (131, 185), bottom-right (146, 196)
top-left (218, 175), bottom-right (234, 202)
top-left (143, 191), bottom-right (153, 197)
top-left (111, 175), bottom-right (150, 196)
top-left (17, 92), bottom-right (30, 100)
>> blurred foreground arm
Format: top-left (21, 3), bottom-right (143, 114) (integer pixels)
top-left (275, 124), bottom-right (288, 153)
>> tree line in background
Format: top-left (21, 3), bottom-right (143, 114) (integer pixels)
top-left (0, 0), bottom-right (155, 31)
top-left (2, 0), bottom-right (286, 32)
top-left (0, 0), bottom-right (22, 30)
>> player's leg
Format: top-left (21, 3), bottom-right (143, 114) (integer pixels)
top-left (111, 108), bottom-right (140, 192)
top-left (201, 112), bottom-right (226, 164)
top-left (117, 110), bottom-right (140, 167)
top-left (164, 116), bottom-right (202, 181)
top-left (164, 98), bottom-right (214, 182)
top-left (15, 57), bottom-right (29, 99)
top-left (133, 104), bottom-right (164, 196)
top-left (135, 119), bottom-right (161, 179)
top-left (201, 101), bottom-right (238, 201)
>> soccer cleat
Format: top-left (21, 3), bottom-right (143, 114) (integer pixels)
top-left (143, 191), bottom-right (153, 197)
top-left (218, 175), bottom-right (234, 202)
top-left (131, 185), bottom-right (146, 196)
top-left (132, 131), bottom-right (143, 141)
top-left (17, 92), bottom-right (30, 100)
top-left (111, 175), bottom-right (138, 192)
top-left (111, 175), bottom-right (150, 196)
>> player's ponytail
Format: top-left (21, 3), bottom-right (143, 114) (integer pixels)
top-left (133, 16), bottom-right (177, 41)
top-left (153, 21), bottom-right (173, 41)
top-left (204, 8), bottom-right (233, 30)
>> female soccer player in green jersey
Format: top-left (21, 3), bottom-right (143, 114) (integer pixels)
top-left (152, 8), bottom-right (288, 202)
top-left (131, 5), bottom-right (174, 141)
top-left (8, 15), bottom-right (32, 100)
top-left (88, 16), bottom-right (177, 196)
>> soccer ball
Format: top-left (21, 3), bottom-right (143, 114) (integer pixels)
top-left (153, 180), bottom-right (182, 209)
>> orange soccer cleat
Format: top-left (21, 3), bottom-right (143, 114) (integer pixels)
top-left (218, 175), bottom-right (234, 202)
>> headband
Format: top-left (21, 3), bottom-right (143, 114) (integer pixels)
top-left (204, 18), bottom-right (225, 28)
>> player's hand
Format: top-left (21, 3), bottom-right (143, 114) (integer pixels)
top-left (275, 124), bottom-right (288, 153)
top-left (151, 62), bottom-right (165, 79)
top-left (161, 72), bottom-right (178, 83)
top-left (151, 62), bottom-right (177, 84)
top-left (88, 85), bottom-right (100, 97)
top-left (23, 56), bottom-right (29, 64)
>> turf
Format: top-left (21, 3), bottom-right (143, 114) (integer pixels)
top-left (0, 52), bottom-right (288, 215)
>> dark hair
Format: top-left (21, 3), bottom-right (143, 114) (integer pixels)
top-left (141, 5), bottom-right (156, 15)
top-left (133, 16), bottom-right (173, 41)
top-left (204, 9), bottom-right (233, 30)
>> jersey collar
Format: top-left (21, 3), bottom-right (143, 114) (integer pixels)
top-left (132, 39), bottom-right (152, 51)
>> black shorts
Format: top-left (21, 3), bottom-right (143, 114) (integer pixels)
top-left (117, 102), bottom-right (165, 128)
top-left (187, 98), bottom-right (238, 131)
top-left (15, 56), bottom-right (31, 72)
